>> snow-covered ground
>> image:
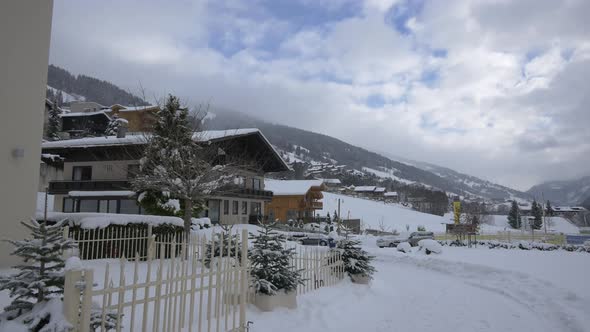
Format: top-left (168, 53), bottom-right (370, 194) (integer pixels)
top-left (321, 192), bottom-right (449, 233)
top-left (250, 238), bottom-right (590, 332)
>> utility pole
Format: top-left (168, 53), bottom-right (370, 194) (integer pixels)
top-left (542, 192), bottom-right (547, 234)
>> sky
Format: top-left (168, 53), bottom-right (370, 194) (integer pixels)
top-left (49, 0), bottom-right (590, 191)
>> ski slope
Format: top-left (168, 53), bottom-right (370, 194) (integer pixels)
top-left (320, 192), bottom-right (450, 233)
top-left (489, 215), bottom-right (580, 234)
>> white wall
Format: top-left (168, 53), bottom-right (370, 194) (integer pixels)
top-left (0, 1), bottom-right (54, 267)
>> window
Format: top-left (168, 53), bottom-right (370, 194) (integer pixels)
top-left (286, 209), bottom-right (298, 221)
top-left (234, 176), bottom-right (245, 186)
top-left (120, 199), bottom-right (139, 214)
top-left (103, 164), bottom-right (113, 172)
top-left (79, 199), bottom-right (98, 212)
top-left (127, 164), bottom-right (140, 178)
top-left (72, 166), bottom-right (92, 181)
top-left (252, 178), bottom-right (261, 190)
top-left (250, 201), bottom-right (261, 216)
top-left (63, 198), bottom-right (74, 212)
top-left (241, 201), bottom-right (248, 215)
top-left (223, 200), bottom-right (229, 215)
top-left (98, 199), bottom-right (118, 213)
top-left (232, 201), bottom-right (239, 215)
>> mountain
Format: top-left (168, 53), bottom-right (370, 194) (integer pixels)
top-left (527, 176), bottom-right (590, 205)
top-left (47, 65), bottom-right (148, 106)
top-left (203, 108), bottom-right (531, 202)
top-left (46, 65), bottom-right (532, 203)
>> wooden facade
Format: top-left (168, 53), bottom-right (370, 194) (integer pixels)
top-left (265, 182), bottom-right (326, 223)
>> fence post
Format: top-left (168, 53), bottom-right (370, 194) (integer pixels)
top-left (63, 269), bottom-right (82, 329)
top-left (147, 224), bottom-right (154, 260)
top-left (239, 229), bottom-right (248, 330)
top-left (79, 269), bottom-right (93, 332)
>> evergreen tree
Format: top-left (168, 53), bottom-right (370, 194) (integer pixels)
top-left (132, 95), bottom-right (234, 241)
top-left (336, 239), bottom-right (376, 279)
top-left (104, 114), bottom-right (127, 136)
top-left (46, 99), bottom-right (62, 141)
top-left (546, 200), bottom-right (554, 217)
top-left (249, 222), bottom-right (303, 295)
top-left (531, 200), bottom-right (543, 230)
top-left (204, 225), bottom-right (242, 268)
top-left (507, 200), bottom-right (521, 229)
top-left (0, 219), bottom-right (76, 318)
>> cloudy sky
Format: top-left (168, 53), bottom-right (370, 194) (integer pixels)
top-left (49, 0), bottom-right (590, 191)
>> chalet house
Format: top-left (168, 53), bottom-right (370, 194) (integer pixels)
top-left (316, 178), bottom-right (342, 192)
top-left (264, 180), bottom-right (326, 223)
top-left (383, 191), bottom-right (399, 203)
top-left (106, 104), bottom-right (159, 132)
top-left (553, 206), bottom-right (587, 219)
top-left (61, 110), bottom-right (111, 137)
top-left (41, 129), bottom-right (289, 225)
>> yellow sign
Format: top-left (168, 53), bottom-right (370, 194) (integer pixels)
top-left (453, 201), bottom-right (461, 224)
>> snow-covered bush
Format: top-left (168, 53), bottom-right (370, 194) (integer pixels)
top-left (397, 242), bottom-right (412, 253)
top-left (249, 221), bottom-right (303, 295)
top-left (418, 239), bottom-right (442, 255)
top-left (438, 239), bottom-right (588, 253)
top-left (0, 219), bottom-right (76, 330)
top-left (336, 239), bottom-right (376, 279)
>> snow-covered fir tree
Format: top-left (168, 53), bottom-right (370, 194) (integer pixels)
top-left (204, 225), bottom-right (242, 268)
top-left (45, 98), bottom-right (62, 141)
top-left (132, 95), bottom-right (235, 241)
top-left (507, 200), bottom-right (522, 229)
top-left (336, 239), bottom-right (376, 279)
top-left (531, 200), bottom-right (543, 230)
top-left (0, 219), bottom-right (76, 322)
top-left (249, 221), bottom-right (303, 295)
top-left (545, 200), bottom-right (554, 216)
top-left (104, 114), bottom-right (127, 136)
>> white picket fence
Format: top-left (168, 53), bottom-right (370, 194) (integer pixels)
top-left (62, 228), bottom-right (346, 332)
top-left (64, 230), bottom-right (250, 332)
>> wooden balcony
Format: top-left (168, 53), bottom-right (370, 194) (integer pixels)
top-left (48, 180), bottom-right (131, 195)
top-left (213, 185), bottom-right (274, 200)
top-left (300, 200), bottom-right (323, 209)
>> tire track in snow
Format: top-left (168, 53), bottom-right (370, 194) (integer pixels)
top-left (378, 254), bottom-right (589, 332)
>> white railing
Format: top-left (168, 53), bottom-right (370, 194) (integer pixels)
top-left (64, 230), bottom-right (249, 332)
top-left (292, 248), bottom-right (345, 295)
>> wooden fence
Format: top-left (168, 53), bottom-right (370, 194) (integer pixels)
top-left (63, 229), bottom-right (346, 332)
top-left (64, 230), bottom-right (249, 332)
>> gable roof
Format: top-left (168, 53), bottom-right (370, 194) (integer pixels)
top-left (265, 179), bottom-right (324, 196)
top-left (41, 128), bottom-right (290, 173)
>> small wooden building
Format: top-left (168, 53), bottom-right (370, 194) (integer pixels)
top-left (264, 180), bottom-right (326, 223)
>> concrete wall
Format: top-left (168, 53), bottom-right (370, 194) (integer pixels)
top-left (0, 0), bottom-right (54, 267)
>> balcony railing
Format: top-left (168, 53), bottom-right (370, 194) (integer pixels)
top-left (213, 185), bottom-right (274, 200)
top-left (300, 200), bottom-right (323, 209)
top-left (48, 180), bottom-right (131, 195)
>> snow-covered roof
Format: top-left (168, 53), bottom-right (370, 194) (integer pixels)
top-left (68, 191), bottom-right (136, 197)
top-left (554, 206), bottom-right (587, 212)
top-left (264, 179), bottom-right (324, 196)
top-left (354, 186), bottom-right (376, 192)
top-left (60, 110), bottom-right (109, 118)
top-left (111, 105), bottom-right (159, 112)
top-left (317, 178), bottom-right (341, 185)
top-left (384, 192), bottom-right (398, 196)
top-left (41, 128), bottom-right (262, 149)
top-left (374, 187), bottom-right (386, 193)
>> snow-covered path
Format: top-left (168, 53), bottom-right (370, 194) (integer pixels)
top-left (249, 247), bottom-right (590, 332)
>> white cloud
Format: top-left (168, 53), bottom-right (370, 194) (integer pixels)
top-left (49, 0), bottom-right (590, 190)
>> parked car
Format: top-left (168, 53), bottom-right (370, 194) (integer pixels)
top-left (298, 234), bottom-right (335, 247)
top-left (287, 233), bottom-right (308, 242)
top-left (376, 231), bottom-right (434, 248)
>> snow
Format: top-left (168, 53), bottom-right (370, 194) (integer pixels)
top-left (250, 241), bottom-right (590, 332)
top-left (47, 85), bottom-right (84, 102)
top-left (316, 178), bottom-right (341, 185)
top-left (362, 166), bottom-right (415, 184)
top-left (418, 239), bottom-right (443, 254)
top-left (60, 110), bottom-right (109, 117)
top-left (114, 105), bottom-right (158, 112)
top-left (321, 192), bottom-right (449, 232)
top-left (383, 191), bottom-right (398, 196)
top-left (264, 179), bottom-right (323, 196)
top-left (65, 256), bottom-right (83, 271)
top-left (35, 212), bottom-right (184, 229)
top-left (68, 190), bottom-right (136, 197)
top-left (397, 242), bottom-right (411, 253)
